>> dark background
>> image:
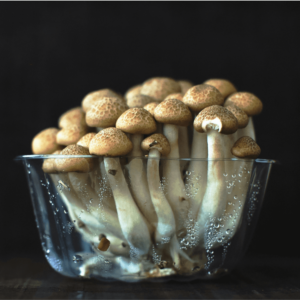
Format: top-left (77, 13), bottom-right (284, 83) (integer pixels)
top-left (0, 2), bottom-right (299, 261)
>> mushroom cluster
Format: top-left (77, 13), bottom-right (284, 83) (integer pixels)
top-left (31, 77), bottom-right (262, 278)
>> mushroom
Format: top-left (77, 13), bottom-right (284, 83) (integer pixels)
top-left (58, 107), bottom-right (86, 129)
top-left (56, 124), bottom-right (89, 146)
top-left (116, 108), bottom-right (158, 227)
top-left (164, 93), bottom-right (183, 101)
top-left (224, 92), bottom-right (263, 141)
top-left (126, 94), bottom-right (157, 108)
top-left (143, 102), bottom-right (159, 116)
top-left (124, 84), bottom-right (142, 101)
top-left (140, 77), bottom-right (181, 102)
top-left (178, 80), bottom-right (193, 95)
top-left (32, 128), bottom-right (63, 154)
top-left (154, 99), bottom-right (193, 231)
top-left (193, 105), bottom-right (238, 244)
top-left (82, 88), bottom-right (123, 113)
top-left (203, 79), bottom-right (237, 99)
top-left (182, 84), bottom-right (224, 220)
top-left (77, 132), bottom-right (97, 148)
top-left (89, 127), bottom-right (152, 256)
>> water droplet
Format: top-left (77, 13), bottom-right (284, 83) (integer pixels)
top-left (214, 224), bottom-right (220, 228)
top-left (228, 202), bottom-right (232, 205)
top-left (89, 199), bottom-right (93, 203)
top-left (238, 172), bottom-right (243, 177)
top-left (226, 229), bottom-right (231, 234)
top-left (64, 210), bottom-right (68, 214)
top-left (234, 195), bottom-right (238, 200)
top-left (56, 208), bottom-right (59, 212)
top-left (210, 250), bottom-right (214, 254)
top-left (232, 174), bottom-right (236, 178)
top-left (46, 249), bottom-right (50, 253)
top-left (104, 259), bottom-right (110, 264)
top-left (223, 173), bottom-right (228, 177)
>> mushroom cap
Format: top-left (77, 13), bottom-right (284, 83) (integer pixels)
top-left (225, 92), bottom-right (263, 116)
top-left (56, 124), bottom-right (88, 146)
top-left (178, 80), bottom-right (193, 95)
top-left (140, 77), bottom-right (181, 102)
top-left (194, 105), bottom-right (238, 134)
top-left (116, 108), bottom-right (157, 135)
top-left (143, 102), bottom-right (159, 116)
top-left (32, 128), bottom-right (63, 154)
top-left (154, 98), bottom-right (193, 127)
top-left (231, 136), bottom-right (261, 159)
top-left (42, 150), bottom-right (62, 174)
top-left (58, 107), bottom-right (86, 129)
top-left (183, 84), bottom-right (224, 113)
top-left (55, 145), bottom-right (95, 173)
top-left (82, 88), bottom-right (122, 112)
top-left (89, 127), bottom-right (133, 156)
top-left (203, 79), bottom-right (237, 98)
top-left (86, 97), bottom-right (128, 128)
top-left (126, 94), bottom-right (157, 108)
top-left (225, 105), bottom-right (249, 129)
top-left (164, 93), bottom-right (183, 101)
top-left (141, 133), bottom-right (171, 156)
top-left (77, 132), bottom-right (97, 149)
top-left (124, 84), bottom-right (142, 101)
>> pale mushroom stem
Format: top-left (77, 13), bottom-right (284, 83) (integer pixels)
top-left (186, 127), bottom-right (208, 221)
top-left (162, 124), bottom-right (190, 232)
top-left (178, 126), bottom-right (190, 173)
top-left (195, 129), bottom-right (226, 244)
top-left (128, 134), bottom-right (158, 226)
top-left (104, 157), bottom-right (152, 256)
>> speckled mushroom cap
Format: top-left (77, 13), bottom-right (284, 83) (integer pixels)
top-left (42, 150), bottom-right (62, 174)
top-left (141, 133), bottom-right (171, 157)
top-left (203, 79), bottom-right (237, 98)
top-left (224, 92), bottom-right (263, 116)
top-left (126, 94), bottom-right (157, 108)
top-left (225, 105), bottom-right (249, 129)
top-left (143, 102), bottom-right (159, 116)
top-left (77, 132), bottom-right (96, 149)
top-left (178, 80), bottom-right (193, 95)
top-left (124, 84), bottom-right (142, 101)
top-left (231, 136), bottom-right (261, 159)
top-left (58, 107), bottom-right (86, 129)
top-left (86, 97), bottom-right (128, 128)
top-left (116, 108), bottom-right (157, 134)
top-left (164, 93), bottom-right (183, 101)
top-left (183, 84), bottom-right (224, 113)
top-left (55, 145), bottom-right (94, 173)
top-left (82, 89), bottom-right (122, 112)
top-left (140, 77), bottom-right (181, 102)
top-left (89, 127), bottom-right (133, 156)
top-left (154, 99), bottom-right (193, 127)
top-left (194, 105), bottom-right (238, 134)
top-left (32, 128), bottom-right (63, 154)
top-left (56, 124), bottom-right (88, 146)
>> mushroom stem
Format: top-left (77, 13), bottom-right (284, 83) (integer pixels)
top-left (127, 134), bottom-right (158, 227)
top-left (195, 129), bottom-right (226, 244)
top-left (104, 157), bottom-right (152, 256)
top-left (178, 125), bottom-right (190, 173)
top-left (162, 124), bottom-right (190, 232)
top-left (186, 127), bottom-right (208, 221)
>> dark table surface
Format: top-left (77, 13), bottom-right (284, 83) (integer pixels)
top-left (0, 253), bottom-right (299, 299)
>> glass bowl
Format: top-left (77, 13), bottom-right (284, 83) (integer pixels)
top-left (16, 155), bottom-right (275, 282)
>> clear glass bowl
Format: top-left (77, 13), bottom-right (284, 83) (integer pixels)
top-left (16, 155), bottom-right (275, 282)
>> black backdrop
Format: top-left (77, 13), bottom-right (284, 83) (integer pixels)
top-left (1, 2), bottom-right (299, 259)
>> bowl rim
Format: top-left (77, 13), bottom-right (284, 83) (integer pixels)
top-left (14, 155), bottom-right (277, 164)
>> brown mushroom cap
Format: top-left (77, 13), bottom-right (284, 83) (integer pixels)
top-left (225, 92), bottom-right (263, 116)
top-left (86, 97), bottom-right (128, 128)
top-left (55, 145), bottom-right (94, 173)
top-left (82, 89), bottom-right (122, 112)
top-left (225, 105), bottom-right (249, 129)
top-left (143, 102), bottom-right (159, 116)
top-left (183, 84), bottom-right (224, 113)
top-left (231, 136), bottom-right (261, 159)
top-left (203, 79), bottom-right (237, 98)
top-left (178, 80), bottom-right (193, 95)
top-left (154, 98), bottom-right (193, 127)
top-left (164, 93), bottom-right (183, 101)
top-left (141, 133), bottom-right (171, 157)
top-left (126, 94), bottom-right (157, 108)
top-left (140, 77), bottom-right (181, 102)
top-left (56, 124), bottom-right (88, 146)
top-left (42, 150), bottom-right (62, 173)
top-left (194, 105), bottom-right (238, 134)
top-left (58, 107), bottom-right (86, 129)
top-left (77, 132), bottom-right (97, 149)
top-left (32, 128), bottom-right (63, 154)
top-left (116, 108), bottom-right (157, 134)
top-left (89, 127), bottom-right (133, 156)
top-left (124, 84), bottom-right (142, 101)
